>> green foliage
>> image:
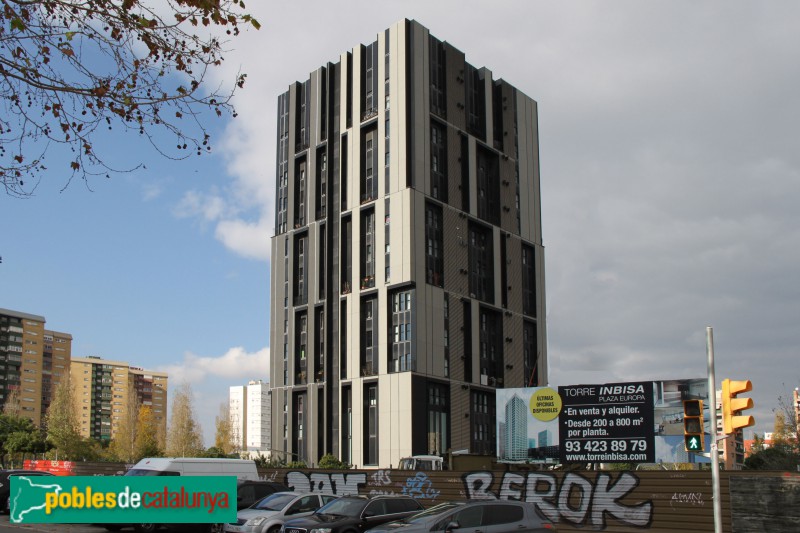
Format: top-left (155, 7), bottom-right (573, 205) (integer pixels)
top-left (744, 446), bottom-right (800, 471)
top-left (317, 453), bottom-right (350, 469)
top-left (253, 453), bottom-right (286, 469)
top-left (45, 376), bottom-right (85, 460)
top-left (286, 460), bottom-right (308, 469)
top-left (201, 446), bottom-right (239, 458)
top-left (0, 0), bottom-right (260, 196)
top-left (0, 413), bottom-right (49, 466)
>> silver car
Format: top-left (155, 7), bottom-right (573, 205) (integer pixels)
top-left (224, 491), bottom-right (338, 533)
top-left (367, 500), bottom-right (557, 533)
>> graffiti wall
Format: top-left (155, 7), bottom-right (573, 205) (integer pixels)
top-left (258, 468), bottom-right (800, 533)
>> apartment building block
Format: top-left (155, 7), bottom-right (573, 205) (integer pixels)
top-left (0, 308), bottom-right (72, 425)
top-left (71, 356), bottom-right (167, 442)
top-left (229, 380), bottom-right (271, 456)
top-left (270, 19), bottom-right (547, 467)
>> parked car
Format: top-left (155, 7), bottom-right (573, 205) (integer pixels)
top-left (281, 495), bottom-right (424, 533)
top-left (224, 491), bottom-right (338, 533)
top-left (236, 480), bottom-right (291, 510)
top-left (0, 469), bottom-right (55, 514)
top-left (366, 500), bottom-right (557, 533)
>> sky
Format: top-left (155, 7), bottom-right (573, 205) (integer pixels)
top-left (2, 1), bottom-right (799, 446)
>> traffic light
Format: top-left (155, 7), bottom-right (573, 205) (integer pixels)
top-left (721, 379), bottom-right (755, 435)
top-left (683, 399), bottom-right (704, 452)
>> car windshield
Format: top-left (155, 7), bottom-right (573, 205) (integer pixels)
top-left (399, 503), bottom-right (461, 524)
top-left (316, 498), bottom-right (366, 517)
top-left (253, 493), bottom-right (296, 511)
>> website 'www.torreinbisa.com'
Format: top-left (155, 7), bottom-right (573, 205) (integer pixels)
top-left (564, 453), bottom-right (649, 462)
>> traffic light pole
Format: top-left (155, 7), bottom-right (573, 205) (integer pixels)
top-left (706, 327), bottom-right (722, 533)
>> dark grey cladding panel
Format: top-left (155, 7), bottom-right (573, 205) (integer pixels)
top-left (502, 314), bottom-right (524, 389)
top-left (449, 375), bottom-right (472, 451)
top-left (499, 82), bottom-right (516, 158)
top-left (446, 125), bottom-right (463, 211)
top-left (499, 155), bottom-right (517, 234)
top-left (447, 293), bottom-right (466, 385)
top-left (444, 43), bottom-right (466, 131)
top-left (506, 237), bottom-right (523, 316)
top-left (442, 207), bottom-right (468, 297)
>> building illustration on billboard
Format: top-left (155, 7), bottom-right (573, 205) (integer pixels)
top-left (496, 379), bottom-right (711, 464)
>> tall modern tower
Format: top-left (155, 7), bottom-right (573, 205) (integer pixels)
top-left (270, 19), bottom-right (547, 468)
top-left (504, 394), bottom-right (529, 461)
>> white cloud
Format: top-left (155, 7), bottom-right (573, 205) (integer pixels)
top-left (157, 346), bottom-right (269, 383)
top-left (173, 189), bottom-right (232, 222)
top-left (215, 216), bottom-right (272, 262)
top-left (157, 346), bottom-right (270, 447)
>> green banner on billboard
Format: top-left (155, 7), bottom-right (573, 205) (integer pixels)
top-left (10, 476), bottom-right (237, 524)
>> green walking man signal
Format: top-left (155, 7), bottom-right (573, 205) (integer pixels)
top-left (683, 399), bottom-right (704, 452)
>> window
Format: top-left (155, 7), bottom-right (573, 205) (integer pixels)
top-left (384, 199), bottom-right (391, 282)
top-left (522, 245), bottom-right (536, 317)
top-left (275, 92), bottom-right (289, 233)
top-left (361, 127), bottom-right (378, 203)
top-left (389, 289), bottom-right (414, 372)
top-left (468, 222), bottom-right (494, 302)
top-left (361, 298), bottom-right (378, 376)
top-left (425, 202), bottom-right (443, 287)
top-left (342, 216), bottom-right (352, 294)
top-left (364, 384), bottom-right (378, 465)
top-left (428, 383), bottom-right (448, 455)
top-left (466, 64), bottom-right (486, 140)
top-left (315, 308), bottom-right (325, 382)
top-left (471, 391), bottom-right (496, 455)
top-left (476, 146), bottom-right (500, 225)
top-left (430, 121), bottom-right (447, 202)
top-left (295, 159), bottom-right (307, 227)
top-left (316, 148), bottom-right (327, 219)
top-left (294, 234), bottom-right (308, 306)
top-left (523, 321), bottom-right (538, 387)
top-left (479, 307), bottom-right (503, 385)
top-left (295, 312), bottom-right (307, 384)
top-left (429, 36), bottom-right (446, 118)
top-left (360, 209), bottom-right (375, 288)
top-left (361, 41), bottom-right (378, 121)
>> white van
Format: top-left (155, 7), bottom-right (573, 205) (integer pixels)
top-left (125, 457), bottom-right (259, 480)
top-left (114, 458), bottom-right (261, 533)
top-left (398, 455), bottom-right (444, 471)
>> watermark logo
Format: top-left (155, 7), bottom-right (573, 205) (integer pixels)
top-left (10, 476), bottom-right (237, 524)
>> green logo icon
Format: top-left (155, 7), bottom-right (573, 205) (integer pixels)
top-left (10, 476), bottom-right (237, 524)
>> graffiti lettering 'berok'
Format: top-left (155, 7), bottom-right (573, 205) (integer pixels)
top-left (463, 471), bottom-right (653, 529)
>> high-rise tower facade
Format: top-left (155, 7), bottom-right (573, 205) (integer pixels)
top-left (270, 20), bottom-right (547, 468)
top-left (229, 380), bottom-right (271, 457)
top-left (0, 308), bottom-right (72, 426)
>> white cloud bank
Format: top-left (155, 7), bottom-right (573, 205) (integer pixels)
top-left (157, 346), bottom-right (270, 446)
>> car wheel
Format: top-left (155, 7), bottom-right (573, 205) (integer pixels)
top-left (209, 524), bottom-right (224, 533)
top-left (135, 524), bottom-right (158, 533)
top-left (266, 526), bottom-right (281, 533)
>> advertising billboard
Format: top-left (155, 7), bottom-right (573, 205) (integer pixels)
top-left (496, 378), bottom-right (711, 464)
